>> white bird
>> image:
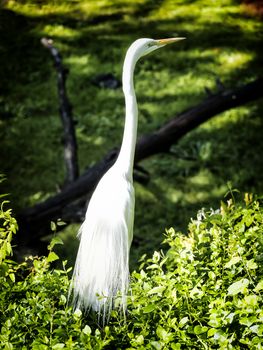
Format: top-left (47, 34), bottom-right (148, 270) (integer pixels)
top-left (70, 37), bottom-right (185, 323)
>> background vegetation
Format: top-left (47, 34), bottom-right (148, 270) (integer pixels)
top-left (1, 194), bottom-right (263, 349)
top-left (1, 0), bottom-right (263, 348)
top-left (0, 0), bottom-right (262, 264)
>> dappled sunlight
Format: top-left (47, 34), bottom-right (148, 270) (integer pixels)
top-left (0, 0), bottom-right (262, 267)
top-left (218, 50), bottom-right (254, 73)
top-left (41, 24), bottom-right (80, 39)
top-left (7, 0), bottom-right (74, 17)
top-left (64, 54), bottom-right (94, 76)
top-left (150, 0), bottom-right (240, 24)
top-left (199, 106), bottom-right (252, 131)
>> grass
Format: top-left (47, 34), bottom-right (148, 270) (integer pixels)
top-left (0, 0), bottom-right (263, 268)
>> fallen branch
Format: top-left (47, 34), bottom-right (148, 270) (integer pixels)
top-left (17, 77), bottom-right (263, 246)
top-left (41, 38), bottom-right (79, 185)
top-left (134, 78), bottom-right (263, 161)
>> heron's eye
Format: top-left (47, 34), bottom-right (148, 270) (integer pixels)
top-left (147, 42), bottom-right (155, 48)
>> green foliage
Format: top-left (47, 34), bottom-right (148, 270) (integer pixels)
top-left (0, 202), bottom-right (111, 349)
top-left (126, 196), bottom-right (263, 349)
top-left (0, 176), bottom-right (16, 281)
top-left (0, 201), bottom-right (17, 264)
top-left (1, 194), bottom-right (263, 349)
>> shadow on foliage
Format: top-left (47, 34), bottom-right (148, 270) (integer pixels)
top-left (0, 1), bottom-right (262, 263)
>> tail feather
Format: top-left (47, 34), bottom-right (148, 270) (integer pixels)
top-left (70, 217), bottom-right (130, 323)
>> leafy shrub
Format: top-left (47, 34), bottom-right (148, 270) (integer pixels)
top-left (0, 194), bottom-right (263, 349)
top-left (125, 195), bottom-right (263, 349)
top-left (0, 204), bottom-right (112, 349)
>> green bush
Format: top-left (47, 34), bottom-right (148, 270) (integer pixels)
top-left (1, 194), bottom-right (263, 349)
top-left (126, 195), bottom-right (263, 349)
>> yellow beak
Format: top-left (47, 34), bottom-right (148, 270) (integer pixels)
top-left (156, 37), bottom-right (186, 46)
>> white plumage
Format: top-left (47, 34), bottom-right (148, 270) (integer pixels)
top-left (71, 167), bottom-right (134, 320)
top-left (70, 37), bottom-right (185, 323)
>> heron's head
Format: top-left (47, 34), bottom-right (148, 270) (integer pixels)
top-left (130, 37), bottom-right (185, 60)
top-left (122, 37), bottom-right (185, 92)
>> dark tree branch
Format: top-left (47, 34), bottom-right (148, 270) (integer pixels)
top-left (41, 38), bottom-right (79, 185)
top-left (17, 77), bottom-right (263, 245)
top-left (134, 78), bottom-right (263, 161)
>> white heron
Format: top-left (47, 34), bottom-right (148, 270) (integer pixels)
top-left (70, 37), bottom-right (185, 323)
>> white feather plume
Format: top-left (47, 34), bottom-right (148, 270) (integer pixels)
top-left (70, 168), bottom-right (134, 323)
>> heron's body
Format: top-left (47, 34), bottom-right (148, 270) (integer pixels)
top-left (70, 37), bottom-right (184, 323)
top-left (73, 167), bottom-right (134, 316)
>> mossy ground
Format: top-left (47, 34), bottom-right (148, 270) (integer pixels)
top-left (0, 0), bottom-right (263, 268)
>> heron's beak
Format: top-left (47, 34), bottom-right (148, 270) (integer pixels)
top-left (156, 37), bottom-right (186, 46)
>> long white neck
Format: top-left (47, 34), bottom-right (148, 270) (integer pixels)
top-left (115, 49), bottom-right (139, 179)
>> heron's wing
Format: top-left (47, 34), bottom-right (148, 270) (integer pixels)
top-left (84, 170), bottom-right (135, 243)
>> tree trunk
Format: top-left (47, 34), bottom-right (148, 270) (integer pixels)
top-left (41, 38), bottom-right (79, 185)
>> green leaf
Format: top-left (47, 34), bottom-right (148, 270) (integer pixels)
top-left (254, 280), bottom-right (263, 292)
top-left (50, 221), bottom-right (56, 232)
top-left (244, 294), bottom-right (258, 307)
top-left (60, 295), bottom-right (67, 305)
top-left (227, 278), bottom-right (249, 296)
top-left (57, 219), bottom-right (67, 226)
top-left (189, 286), bottom-right (204, 298)
top-left (143, 304), bottom-right (156, 313)
top-left (156, 325), bottom-right (168, 341)
top-left (46, 251), bottom-right (59, 263)
top-left (133, 335), bottom-right (144, 345)
top-left (9, 273), bottom-right (15, 283)
top-left (246, 259), bottom-right (258, 270)
top-left (52, 344), bottom-right (65, 349)
top-left (207, 328), bottom-right (217, 337)
top-left (225, 256), bottom-right (241, 268)
top-left (156, 325), bottom-right (173, 343)
top-left (194, 325), bottom-right (208, 335)
top-left (179, 316), bottom-right (189, 328)
top-left (250, 325), bottom-right (260, 335)
top-left (82, 325), bottom-right (91, 335)
top-left (240, 317), bottom-right (255, 327)
top-left (146, 264), bottom-right (160, 270)
top-left (148, 286), bottom-right (165, 295)
top-left (150, 341), bottom-right (162, 350)
top-left (244, 214), bottom-right (254, 227)
top-left (48, 236), bottom-right (63, 251)
top-left (73, 309), bottom-right (82, 318)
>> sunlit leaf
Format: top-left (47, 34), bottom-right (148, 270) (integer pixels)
top-left (227, 278), bottom-right (249, 296)
top-left (46, 251), bottom-right (59, 263)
